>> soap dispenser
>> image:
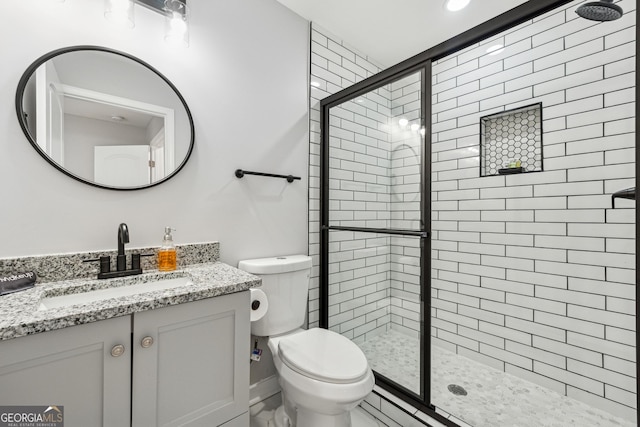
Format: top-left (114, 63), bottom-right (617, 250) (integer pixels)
top-left (158, 227), bottom-right (177, 271)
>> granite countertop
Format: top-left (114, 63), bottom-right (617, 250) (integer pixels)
top-left (0, 262), bottom-right (261, 341)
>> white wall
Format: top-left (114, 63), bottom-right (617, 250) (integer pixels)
top-left (0, 0), bottom-right (309, 266)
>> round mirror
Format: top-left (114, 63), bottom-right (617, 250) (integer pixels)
top-left (16, 46), bottom-right (194, 190)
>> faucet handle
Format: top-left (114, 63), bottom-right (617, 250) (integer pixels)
top-left (83, 256), bottom-right (111, 274)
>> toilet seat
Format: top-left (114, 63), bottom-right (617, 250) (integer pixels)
top-left (277, 328), bottom-right (369, 384)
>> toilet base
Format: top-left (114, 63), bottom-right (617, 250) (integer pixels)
top-left (272, 404), bottom-right (380, 427)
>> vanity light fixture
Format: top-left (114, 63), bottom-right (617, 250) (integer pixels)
top-left (104, 0), bottom-right (135, 29)
top-left (486, 44), bottom-right (505, 56)
top-left (398, 118), bottom-right (409, 127)
top-left (410, 123), bottom-right (420, 132)
top-left (164, 0), bottom-right (190, 47)
top-left (444, 0), bottom-right (471, 12)
top-left (104, 0), bottom-right (190, 47)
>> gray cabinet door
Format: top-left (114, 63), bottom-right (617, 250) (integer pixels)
top-left (0, 316), bottom-right (131, 427)
top-left (132, 291), bottom-right (250, 426)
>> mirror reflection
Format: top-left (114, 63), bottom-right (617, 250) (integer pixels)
top-left (17, 47), bottom-right (194, 190)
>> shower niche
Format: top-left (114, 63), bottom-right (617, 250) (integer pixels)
top-left (479, 103), bottom-right (543, 176)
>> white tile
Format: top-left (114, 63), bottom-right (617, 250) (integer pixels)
top-left (535, 209), bottom-right (604, 223)
top-left (536, 286), bottom-right (605, 309)
top-left (544, 95), bottom-right (603, 120)
top-left (460, 263), bottom-right (506, 280)
top-left (534, 38), bottom-right (603, 72)
top-left (534, 67), bottom-right (603, 97)
top-left (534, 361), bottom-right (603, 395)
top-left (506, 196), bottom-right (567, 210)
top-left (544, 152), bottom-right (604, 170)
top-left (568, 359), bottom-right (635, 393)
top-left (535, 260), bottom-right (605, 280)
top-left (480, 63), bottom-right (533, 89)
top-left (567, 332), bottom-right (635, 362)
top-left (568, 250), bottom-right (634, 269)
top-left (506, 12), bottom-right (565, 45)
top-left (459, 305), bottom-right (505, 326)
top-left (545, 123), bottom-right (603, 145)
top-left (533, 336), bottom-right (602, 366)
top-left (534, 311), bottom-right (604, 338)
top-left (505, 64), bottom-right (565, 92)
top-left (505, 364), bottom-right (565, 395)
top-left (566, 72), bottom-right (635, 102)
top-left (481, 300), bottom-right (533, 321)
top-left (566, 42), bottom-right (635, 75)
top-left (481, 210), bottom-right (535, 222)
top-left (568, 305), bottom-right (635, 330)
top-left (480, 87), bottom-right (533, 111)
top-left (482, 254), bottom-right (534, 271)
top-left (568, 223), bottom-right (634, 239)
top-left (500, 38), bottom-right (559, 71)
top-left (482, 233), bottom-right (534, 247)
top-left (480, 343), bottom-right (532, 370)
top-left (509, 317), bottom-right (565, 342)
top-left (568, 277), bottom-right (634, 299)
top-left (568, 386), bottom-right (637, 421)
top-left (483, 38), bottom-right (533, 68)
top-left (505, 222), bottom-right (566, 236)
top-left (506, 245), bottom-right (567, 262)
top-left (605, 56), bottom-right (635, 78)
top-left (568, 163), bottom-right (635, 182)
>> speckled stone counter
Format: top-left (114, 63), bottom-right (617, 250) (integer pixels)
top-left (0, 243), bottom-right (261, 341)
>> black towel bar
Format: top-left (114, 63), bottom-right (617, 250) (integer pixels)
top-left (235, 169), bottom-right (301, 183)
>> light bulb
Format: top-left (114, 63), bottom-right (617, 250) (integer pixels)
top-left (164, 0), bottom-right (189, 47)
top-left (445, 0), bottom-right (471, 12)
top-left (411, 124), bottom-right (420, 132)
top-left (104, 0), bottom-right (134, 29)
top-left (398, 118), bottom-right (409, 127)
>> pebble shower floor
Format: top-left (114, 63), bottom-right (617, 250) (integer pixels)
top-left (357, 330), bottom-right (636, 427)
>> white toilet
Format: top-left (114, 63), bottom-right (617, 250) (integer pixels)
top-left (239, 255), bottom-right (376, 427)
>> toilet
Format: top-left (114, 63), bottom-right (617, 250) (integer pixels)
top-left (239, 255), bottom-right (376, 427)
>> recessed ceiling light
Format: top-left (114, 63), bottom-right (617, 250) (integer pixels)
top-left (310, 81), bottom-right (320, 87)
top-left (111, 115), bottom-right (126, 122)
top-left (486, 44), bottom-right (505, 56)
top-left (444, 0), bottom-right (471, 12)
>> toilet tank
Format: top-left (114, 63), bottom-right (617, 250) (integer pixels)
top-left (238, 255), bottom-right (312, 337)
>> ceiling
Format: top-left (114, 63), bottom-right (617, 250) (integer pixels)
top-left (276, 0), bottom-right (530, 67)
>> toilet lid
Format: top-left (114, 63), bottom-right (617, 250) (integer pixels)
top-left (278, 328), bottom-right (369, 384)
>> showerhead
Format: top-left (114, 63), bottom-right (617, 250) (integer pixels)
top-left (576, 0), bottom-right (623, 21)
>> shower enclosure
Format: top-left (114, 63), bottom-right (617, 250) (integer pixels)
top-left (318, 0), bottom-right (638, 426)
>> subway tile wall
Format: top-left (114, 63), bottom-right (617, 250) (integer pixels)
top-left (308, 24), bottom-right (387, 333)
top-left (431, 0), bottom-right (636, 420)
top-left (311, 26), bottom-right (425, 342)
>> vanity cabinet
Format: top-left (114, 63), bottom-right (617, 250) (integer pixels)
top-left (0, 291), bottom-right (250, 427)
top-left (0, 315), bottom-right (132, 426)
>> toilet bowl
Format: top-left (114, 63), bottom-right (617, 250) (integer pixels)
top-left (269, 328), bottom-right (375, 426)
top-left (238, 256), bottom-right (375, 427)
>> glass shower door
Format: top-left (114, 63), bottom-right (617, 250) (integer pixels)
top-left (323, 69), bottom-right (428, 398)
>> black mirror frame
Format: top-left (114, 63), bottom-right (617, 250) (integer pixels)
top-left (15, 45), bottom-right (195, 191)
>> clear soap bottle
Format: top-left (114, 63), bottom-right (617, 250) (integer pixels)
top-left (158, 227), bottom-right (177, 271)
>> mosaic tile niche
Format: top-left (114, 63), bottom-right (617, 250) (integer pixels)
top-left (480, 103), bottom-right (543, 176)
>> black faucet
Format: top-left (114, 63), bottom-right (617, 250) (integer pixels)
top-left (83, 222), bottom-right (148, 279)
top-left (117, 223), bottom-right (130, 271)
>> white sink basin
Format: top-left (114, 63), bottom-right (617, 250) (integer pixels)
top-left (38, 277), bottom-right (192, 311)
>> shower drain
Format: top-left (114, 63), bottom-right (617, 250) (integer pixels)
top-left (447, 384), bottom-right (468, 396)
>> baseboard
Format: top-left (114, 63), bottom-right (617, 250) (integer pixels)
top-left (249, 375), bottom-right (281, 406)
